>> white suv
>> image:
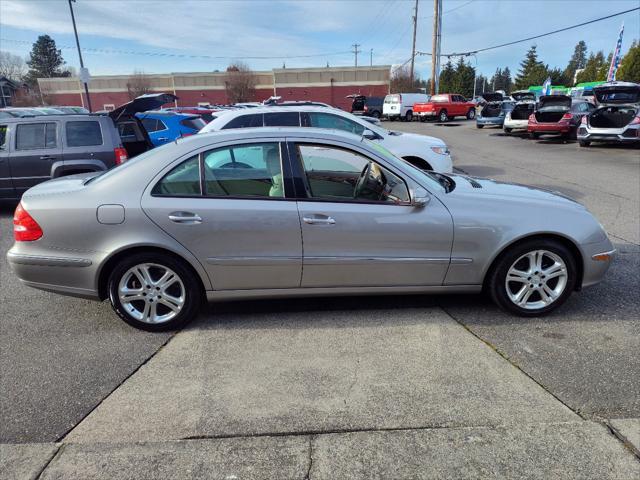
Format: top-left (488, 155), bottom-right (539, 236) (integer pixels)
top-left (200, 106), bottom-right (453, 173)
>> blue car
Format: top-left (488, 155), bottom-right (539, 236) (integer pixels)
top-left (136, 111), bottom-right (207, 146)
top-left (476, 93), bottom-right (515, 129)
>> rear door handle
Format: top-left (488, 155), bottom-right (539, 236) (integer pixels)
top-left (40, 155), bottom-right (54, 160)
top-left (168, 212), bottom-right (202, 224)
top-left (303, 215), bottom-right (336, 225)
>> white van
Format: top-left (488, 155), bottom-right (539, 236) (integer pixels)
top-left (383, 93), bottom-right (430, 121)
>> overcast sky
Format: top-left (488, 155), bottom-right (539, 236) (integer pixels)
top-left (1, 0), bottom-right (638, 79)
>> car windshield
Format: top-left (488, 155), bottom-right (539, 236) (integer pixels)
top-left (363, 139), bottom-right (445, 193)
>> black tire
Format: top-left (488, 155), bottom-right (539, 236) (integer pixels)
top-left (466, 108), bottom-right (476, 120)
top-left (579, 140), bottom-right (591, 147)
top-left (487, 239), bottom-right (577, 317)
top-left (529, 132), bottom-right (539, 139)
top-left (108, 252), bottom-right (202, 331)
top-left (419, 116), bottom-right (426, 122)
top-left (476, 124), bottom-right (484, 129)
top-left (504, 127), bottom-right (512, 133)
top-left (404, 110), bottom-right (413, 122)
top-left (438, 110), bottom-right (448, 122)
top-left (371, 110), bottom-right (381, 118)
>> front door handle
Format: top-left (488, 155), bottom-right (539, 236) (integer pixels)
top-left (168, 212), bottom-right (202, 224)
top-left (40, 155), bottom-right (54, 160)
top-left (303, 215), bottom-right (336, 225)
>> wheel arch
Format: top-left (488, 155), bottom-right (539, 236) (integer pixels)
top-left (482, 233), bottom-right (584, 292)
top-left (97, 245), bottom-right (207, 300)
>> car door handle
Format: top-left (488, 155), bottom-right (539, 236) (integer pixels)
top-left (168, 212), bottom-right (202, 224)
top-left (303, 216), bottom-right (336, 225)
top-left (39, 155), bottom-right (54, 160)
top-left (157, 137), bottom-right (168, 141)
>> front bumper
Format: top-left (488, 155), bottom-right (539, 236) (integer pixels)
top-left (581, 240), bottom-right (617, 289)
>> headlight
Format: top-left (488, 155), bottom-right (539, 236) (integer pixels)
top-left (430, 146), bottom-right (449, 155)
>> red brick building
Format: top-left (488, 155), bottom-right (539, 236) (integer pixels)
top-left (37, 66), bottom-right (390, 112)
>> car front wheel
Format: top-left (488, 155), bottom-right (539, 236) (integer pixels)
top-left (467, 108), bottom-right (476, 119)
top-left (504, 127), bottom-right (512, 133)
top-left (487, 239), bottom-right (576, 316)
top-left (108, 253), bottom-right (201, 331)
top-left (579, 140), bottom-right (591, 147)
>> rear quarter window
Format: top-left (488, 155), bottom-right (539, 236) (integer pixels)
top-left (222, 114), bottom-right (263, 130)
top-left (66, 121), bottom-right (103, 147)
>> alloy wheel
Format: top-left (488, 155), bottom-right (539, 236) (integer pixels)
top-left (118, 263), bottom-right (185, 324)
top-left (504, 250), bottom-right (568, 310)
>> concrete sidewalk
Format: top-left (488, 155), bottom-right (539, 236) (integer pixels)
top-left (3, 308), bottom-right (638, 479)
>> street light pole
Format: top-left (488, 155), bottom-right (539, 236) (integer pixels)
top-left (68, 0), bottom-right (92, 112)
top-left (472, 54), bottom-right (478, 99)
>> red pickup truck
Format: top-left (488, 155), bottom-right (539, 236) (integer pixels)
top-left (414, 94), bottom-right (476, 122)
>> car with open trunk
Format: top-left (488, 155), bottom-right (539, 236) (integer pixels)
top-left (528, 96), bottom-right (594, 139)
top-left (503, 91), bottom-right (537, 133)
top-left (577, 82), bottom-right (640, 147)
top-left (476, 93), bottom-right (514, 129)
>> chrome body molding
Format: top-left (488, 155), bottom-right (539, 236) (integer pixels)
top-left (7, 252), bottom-right (92, 267)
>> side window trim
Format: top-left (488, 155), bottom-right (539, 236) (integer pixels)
top-left (287, 141), bottom-right (411, 206)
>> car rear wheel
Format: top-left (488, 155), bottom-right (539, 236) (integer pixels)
top-left (487, 239), bottom-right (576, 316)
top-left (504, 127), bottom-right (512, 133)
top-left (529, 132), bottom-right (539, 139)
top-left (466, 108), bottom-right (476, 120)
top-left (404, 110), bottom-right (413, 122)
top-left (579, 140), bottom-right (591, 147)
top-left (438, 110), bottom-right (448, 122)
top-left (371, 110), bottom-right (381, 118)
top-left (108, 253), bottom-right (201, 331)
top-left (476, 124), bottom-right (484, 129)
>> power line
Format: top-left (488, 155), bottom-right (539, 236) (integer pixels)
top-left (0, 38), bottom-right (352, 61)
top-left (418, 6), bottom-right (640, 58)
top-left (419, 0), bottom-right (475, 19)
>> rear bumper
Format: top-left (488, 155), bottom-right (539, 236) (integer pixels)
top-left (503, 119), bottom-right (528, 130)
top-left (577, 125), bottom-right (640, 143)
top-left (7, 250), bottom-right (101, 300)
top-left (477, 117), bottom-right (504, 126)
top-left (527, 123), bottom-right (572, 133)
top-left (416, 111), bottom-right (436, 117)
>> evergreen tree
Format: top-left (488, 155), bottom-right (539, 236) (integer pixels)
top-left (24, 35), bottom-right (70, 85)
top-left (547, 67), bottom-right (568, 86)
top-left (575, 51), bottom-right (606, 83)
top-left (489, 67), bottom-right (513, 93)
top-left (514, 45), bottom-right (548, 89)
top-left (617, 40), bottom-right (640, 82)
top-left (452, 57), bottom-right (475, 98)
top-left (438, 59), bottom-right (455, 93)
top-left (564, 40), bottom-right (588, 85)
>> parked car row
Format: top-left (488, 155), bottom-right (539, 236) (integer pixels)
top-left (471, 82), bottom-right (640, 147)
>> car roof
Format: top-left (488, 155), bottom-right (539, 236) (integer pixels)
top-left (0, 113), bottom-right (109, 122)
top-left (137, 110), bottom-right (199, 118)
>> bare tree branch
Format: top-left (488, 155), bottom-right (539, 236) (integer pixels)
top-left (224, 61), bottom-right (257, 103)
top-left (126, 70), bottom-right (153, 100)
top-left (0, 51), bottom-right (27, 81)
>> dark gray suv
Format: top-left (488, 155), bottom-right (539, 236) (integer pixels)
top-left (0, 115), bottom-right (130, 200)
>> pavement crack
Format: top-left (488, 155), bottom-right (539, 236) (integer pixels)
top-left (603, 419), bottom-right (640, 461)
top-left (55, 331), bottom-right (179, 443)
top-left (305, 435), bottom-right (314, 480)
top-left (438, 305), bottom-right (586, 421)
top-left (36, 443), bottom-right (64, 479)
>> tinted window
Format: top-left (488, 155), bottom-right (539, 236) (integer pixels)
top-left (180, 117), bottom-right (206, 130)
top-left (152, 155), bottom-right (201, 196)
top-left (118, 122), bottom-right (142, 141)
top-left (66, 121), bottom-right (103, 147)
top-left (222, 114), bottom-right (263, 129)
top-left (203, 142), bottom-right (283, 198)
top-left (297, 144), bottom-right (409, 203)
top-left (0, 125), bottom-right (6, 149)
top-left (263, 112), bottom-right (300, 127)
top-left (140, 118), bottom-right (159, 132)
top-left (307, 112), bottom-right (364, 135)
top-left (16, 123), bottom-right (57, 150)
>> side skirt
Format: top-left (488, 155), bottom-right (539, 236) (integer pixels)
top-left (206, 284), bottom-right (482, 302)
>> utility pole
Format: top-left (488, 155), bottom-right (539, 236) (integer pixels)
top-left (370, 48), bottom-right (373, 67)
top-left (409, 0), bottom-right (419, 88)
top-left (352, 43), bottom-right (361, 68)
top-left (430, 0), bottom-right (442, 95)
top-left (68, 0), bottom-right (92, 111)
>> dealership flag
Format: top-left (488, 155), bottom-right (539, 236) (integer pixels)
top-left (542, 77), bottom-right (552, 96)
top-left (607, 23), bottom-right (624, 81)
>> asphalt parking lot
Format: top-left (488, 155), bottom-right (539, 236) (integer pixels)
top-left (1, 121), bottom-right (638, 478)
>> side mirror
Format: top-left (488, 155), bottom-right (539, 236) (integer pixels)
top-left (362, 129), bottom-right (377, 140)
top-left (412, 188), bottom-right (430, 208)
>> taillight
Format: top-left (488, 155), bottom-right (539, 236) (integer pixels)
top-left (13, 203), bottom-right (43, 242)
top-left (114, 147), bottom-right (128, 165)
top-left (528, 114), bottom-right (536, 123)
top-left (364, 105), bottom-right (368, 112)
top-left (581, 115), bottom-right (588, 124)
top-left (560, 113), bottom-right (573, 122)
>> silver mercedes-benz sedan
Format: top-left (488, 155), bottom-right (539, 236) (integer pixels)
top-left (7, 128), bottom-right (615, 330)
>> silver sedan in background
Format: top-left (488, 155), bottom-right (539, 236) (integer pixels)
top-left (8, 128), bottom-right (615, 330)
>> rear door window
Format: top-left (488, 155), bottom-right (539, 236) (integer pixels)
top-left (152, 155), bottom-right (201, 196)
top-left (15, 123), bottom-right (57, 150)
top-left (305, 112), bottom-right (364, 135)
top-left (263, 112), bottom-right (300, 127)
top-left (66, 121), bottom-right (103, 146)
top-left (222, 114), bottom-right (263, 129)
top-left (0, 125), bottom-right (7, 150)
top-left (140, 118), bottom-right (160, 132)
